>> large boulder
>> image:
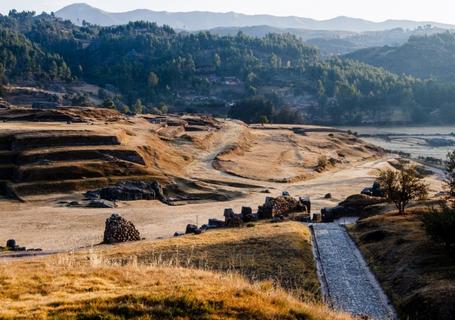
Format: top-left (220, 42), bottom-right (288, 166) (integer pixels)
top-left (240, 206), bottom-right (258, 222)
top-left (338, 194), bottom-right (385, 215)
top-left (6, 239), bottom-right (16, 249)
top-left (87, 181), bottom-right (167, 203)
top-left (223, 208), bottom-right (244, 227)
top-left (257, 196), bottom-right (307, 219)
top-left (103, 214), bottom-right (141, 244)
top-left (185, 224), bottom-right (198, 234)
top-left (321, 206), bottom-right (348, 222)
top-left (226, 214), bottom-right (243, 228)
top-left (208, 219), bottom-right (225, 228)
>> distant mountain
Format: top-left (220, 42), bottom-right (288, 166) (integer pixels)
top-left (208, 25), bottom-right (451, 56)
top-left (56, 3), bottom-right (455, 32)
top-left (345, 32), bottom-right (455, 80)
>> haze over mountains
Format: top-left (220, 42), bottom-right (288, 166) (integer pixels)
top-left (55, 3), bottom-right (455, 32)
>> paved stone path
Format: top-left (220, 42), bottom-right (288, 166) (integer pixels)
top-left (312, 223), bottom-right (396, 320)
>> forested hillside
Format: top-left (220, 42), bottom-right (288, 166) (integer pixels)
top-left (346, 32), bottom-right (455, 80)
top-left (1, 11), bottom-right (455, 125)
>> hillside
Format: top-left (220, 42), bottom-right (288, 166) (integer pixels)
top-left (2, 12), bottom-right (455, 124)
top-left (55, 3), bottom-right (455, 32)
top-left (346, 32), bottom-right (455, 80)
top-left (210, 25), bottom-right (450, 56)
top-left (348, 206), bottom-right (455, 320)
top-left (0, 108), bottom-right (385, 250)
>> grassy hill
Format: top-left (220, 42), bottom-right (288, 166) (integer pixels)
top-left (0, 222), bottom-right (353, 319)
top-left (348, 206), bottom-right (455, 320)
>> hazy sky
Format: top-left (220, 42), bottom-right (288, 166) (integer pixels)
top-left (1, 1), bottom-right (455, 23)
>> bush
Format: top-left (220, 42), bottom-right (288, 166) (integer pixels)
top-left (317, 155), bottom-right (328, 171)
top-left (421, 206), bottom-right (455, 247)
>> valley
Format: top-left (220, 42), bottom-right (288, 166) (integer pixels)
top-left (1, 2), bottom-right (455, 319)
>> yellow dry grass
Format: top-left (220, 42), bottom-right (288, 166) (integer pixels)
top-left (0, 222), bottom-right (354, 319)
top-left (85, 221), bottom-right (320, 300)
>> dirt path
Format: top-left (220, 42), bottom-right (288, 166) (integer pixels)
top-left (312, 223), bottom-right (396, 319)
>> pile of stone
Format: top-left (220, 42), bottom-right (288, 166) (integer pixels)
top-left (103, 213), bottom-right (141, 244)
top-left (0, 239), bottom-right (42, 252)
top-left (86, 181), bottom-right (168, 204)
top-left (178, 193), bottom-right (312, 236)
top-left (257, 196), bottom-right (309, 219)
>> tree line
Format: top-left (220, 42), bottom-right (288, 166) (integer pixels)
top-left (2, 11), bottom-right (455, 124)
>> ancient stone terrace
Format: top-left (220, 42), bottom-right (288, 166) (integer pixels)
top-left (0, 130), bottom-right (153, 198)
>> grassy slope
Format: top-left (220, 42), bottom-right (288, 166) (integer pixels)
top-left (88, 221), bottom-right (320, 299)
top-left (0, 222), bottom-right (352, 319)
top-left (348, 209), bottom-right (455, 320)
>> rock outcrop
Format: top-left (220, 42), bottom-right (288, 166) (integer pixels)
top-left (338, 194), bottom-right (385, 215)
top-left (87, 181), bottom-right (167, 203)
top-left (321, 194), bottom-right (386, 222)
top-left (103, 214), bottom-right (141, 244)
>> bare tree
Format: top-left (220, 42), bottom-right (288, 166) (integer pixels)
top-left (377, 165), bottom-right (428, 215)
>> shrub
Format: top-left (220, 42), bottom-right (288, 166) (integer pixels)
top-left (317, 155), bottom-right (328, 171)
top-left (421, 206), bottom-right (455, 248)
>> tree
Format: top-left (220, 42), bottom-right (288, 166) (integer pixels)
top-left (117, 104), bottom-right (131, 114)
top-left (377, 166), bottom-right (428, 215)
top-left (148, 72), bottom-right (159, 88)
top-left (133, 99), bottom-right (143, 114)
top-left (214, 53), bottom-right (221, 68)
top-left (229, 96), bottom-right (275, 124)
top-left (259, 115), bottom-right (269, 126)
top-left (102, 98), bottom-right (115, 109)
top-left (158, 104), bottom-right (168, 114)
top-left (445, 150), bottom-right (455, 201)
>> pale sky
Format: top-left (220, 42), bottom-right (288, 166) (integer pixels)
top-left (1, 0), bottom-right (455, 23)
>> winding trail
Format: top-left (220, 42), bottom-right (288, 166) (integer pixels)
top-left (311, 223), bottom-right (396, 320)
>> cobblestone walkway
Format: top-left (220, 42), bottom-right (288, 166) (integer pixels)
top-left (312, 223), bottom-right (396, 320)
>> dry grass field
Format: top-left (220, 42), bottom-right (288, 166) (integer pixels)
top-left (85, 221), bottom-right (320, 300)
top-left (0, 222), bottom-right (354, 320)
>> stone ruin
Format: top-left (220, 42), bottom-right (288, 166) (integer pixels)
top-left (257, 196), bottom-right (309, 219)
top-left (0, 239), bottom-right (42, 252)
top-left (86, 181), bottom-right (168, 204)
top-left (103, 213), bottom-right (141, 244)
top-left (177, 194), bottom-right (312, 237)
top-left (223, 208), bottom-right (246, 227)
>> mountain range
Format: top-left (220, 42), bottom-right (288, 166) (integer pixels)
top-left (55, 3), bottom-right (455, 32)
